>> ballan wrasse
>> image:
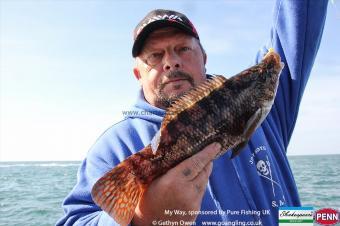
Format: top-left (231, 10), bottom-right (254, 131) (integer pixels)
top-left (91, 50), bottom-right (284, 225)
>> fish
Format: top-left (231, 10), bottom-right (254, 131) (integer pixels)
top-left (91, 50), bottom-right (284, 225)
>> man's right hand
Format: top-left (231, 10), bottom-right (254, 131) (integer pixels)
top-left (132, 142), bottom-right (221, 226)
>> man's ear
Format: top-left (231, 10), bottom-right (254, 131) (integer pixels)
top-left (133, 67), bottom-right (141, 80)
top-left (203, 52), bottom-right (207, 65)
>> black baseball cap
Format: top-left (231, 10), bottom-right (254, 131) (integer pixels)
top-left (132, 9), bottom-right (199, 57)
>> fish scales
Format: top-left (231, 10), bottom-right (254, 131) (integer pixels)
top-left (91, 50), bottom-right (284, 225)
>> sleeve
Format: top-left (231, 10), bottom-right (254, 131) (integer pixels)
top-left (258, 0), bottom-right (328, 150)
top-left (56, 127), bottom-right (132, 226)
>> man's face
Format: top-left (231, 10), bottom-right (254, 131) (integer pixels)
top-left (133, 27), bottom-right (207, 109)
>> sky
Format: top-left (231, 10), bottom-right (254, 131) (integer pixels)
top-left (1, 0), bottom-right (339, 161)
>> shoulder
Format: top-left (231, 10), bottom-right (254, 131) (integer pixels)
top-left (104, 117), bottom-right (159, 141)
top-left (87, 117), bottom-right (159, 165)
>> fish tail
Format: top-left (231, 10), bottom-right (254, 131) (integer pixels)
top-left (91, 160), bottom-right (146, 226)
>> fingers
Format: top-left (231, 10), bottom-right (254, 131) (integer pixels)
top-left (174, 142), bottom-right (221, 181)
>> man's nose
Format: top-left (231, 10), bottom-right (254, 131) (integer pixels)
top-left (163, 51), bottom-right (181, 71)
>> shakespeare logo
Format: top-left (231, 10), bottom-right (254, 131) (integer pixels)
top-left (279, 207), bottom-right (314, 225)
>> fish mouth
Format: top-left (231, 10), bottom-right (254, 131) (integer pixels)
top-left (263, 50), bottom-right (284, 72)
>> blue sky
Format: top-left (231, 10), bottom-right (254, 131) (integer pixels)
top-left (1, 0), bottom-right (339, 161)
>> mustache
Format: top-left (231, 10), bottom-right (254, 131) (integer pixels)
top-left (159, 71), bottom-right (195, 89)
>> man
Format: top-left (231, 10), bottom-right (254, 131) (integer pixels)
top-left (57, 1), bottom-right (328, 225)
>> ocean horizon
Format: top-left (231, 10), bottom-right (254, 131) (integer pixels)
top-left (0, 154), bottom-right (339, 226)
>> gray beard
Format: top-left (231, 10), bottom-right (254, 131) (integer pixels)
top-left (154, 71), bottom-right (195, 109)
top-left (155, 89), bottom-right (190, 109)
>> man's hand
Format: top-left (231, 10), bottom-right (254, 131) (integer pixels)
top-left (132, 142), bottom-right (221, 225)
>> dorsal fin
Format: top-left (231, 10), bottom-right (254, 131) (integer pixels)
top-left (162, 75), bottom-right (227, 127)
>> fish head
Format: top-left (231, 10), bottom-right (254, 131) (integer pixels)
top-left (253, 51), bottom-right (284, 110)
top-left (229, 51), bottom-right (284, 158)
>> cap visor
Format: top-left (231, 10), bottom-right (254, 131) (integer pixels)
top-left (132, 20), bottom-right (198, 57)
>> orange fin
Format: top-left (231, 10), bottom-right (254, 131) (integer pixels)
top-left (91, 162), bottom-right (145, 226)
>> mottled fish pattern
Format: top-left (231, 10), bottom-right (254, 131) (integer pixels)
top-left (91, 50), bottom-right (284, 225)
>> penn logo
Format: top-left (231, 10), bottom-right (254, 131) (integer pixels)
top-left (315, 208), bottom-right (339, 225)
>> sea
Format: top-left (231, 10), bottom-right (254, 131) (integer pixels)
top-left (0, 155), bottom-right (339, 226)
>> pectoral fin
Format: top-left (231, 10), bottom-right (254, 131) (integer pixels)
top-left (231, 139), bottom-right (249, 159)
top-left (243, 108), bottom-right (263, 138)
top-left (231, 108), bottom-right (264, 159)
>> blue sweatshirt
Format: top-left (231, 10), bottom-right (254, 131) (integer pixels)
top-left (57, 1), bottom-right (328, 225)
